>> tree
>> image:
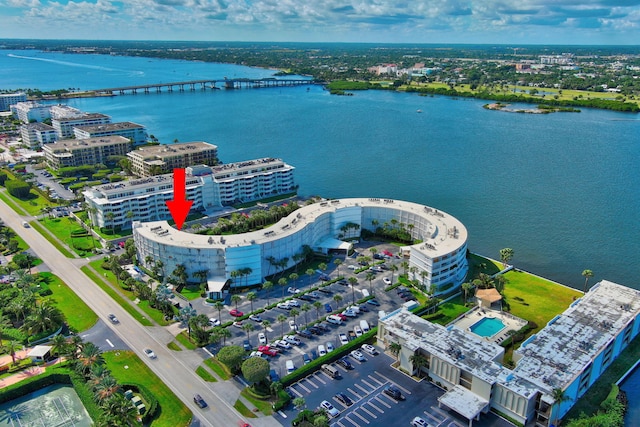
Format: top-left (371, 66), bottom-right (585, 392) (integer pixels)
top-left (301, 303), bottom-right (311, 325)
top-left (213, 300), bottom-right (224, 321)
top-left (242, 322), bottom-right (254, 341)
top-left (261, 320), bottom-right (271, 341)
top-left (216, 327), bottom-right (232, 346)
top-left (290, 308), bottom-right (300, 324)
top-left (277, 313), bottom-right (288, 337)
top-left (51, 333), bottom-right (68, 357)
top-left (278, 277), bottom-right (288, 298)
top-left (551, 387), bottom-right (571, 427)
top-left (582, 269), bottom-right (593, 292)
top-left (231, 294), bottom-right (242, 310)
top-left (333, 294), bottom-right (343, 309)
top-left (333, 258), bottom-right (342, 278)
top-left (7, 340), bottom-right (20, 364)
top-left (241, 356), bottom-right (270, 387)
top-left (461, 282), bottom-right (473, 304)
top-left (103, 393), bottom-right (138, 426)
top-left (171, 264), bottom-right (188, 289)
top-left (246, 291), bottom-right (257, 312)
top-left (313, 301), bottom-right (322, 319)
top-left (318, 263), bottom-right (327, 280)
top-left (94, 376), bottom-right (120, 404)
top-left (0, 312), bottom-right (12, 352)
top-left (77, 342), bottom-right (104, 376)
top-left (179, 306), bottom-right (197, 337)
top-left (499, 248), bottom-right (514, 267)
top-left (409, 353), bottom-right (429, 378)
top-left (293, 397), bottom-right (306, 411)
top-left (217, 345), bottom-right (245, 373)
top-left (389, 342), bottom-right (401, 361)
top-left (262, 281), bottom-right (273, 306)
top-left (289, 272), bottom-right (299, 289)
top-left (21, 301), bottom-right (64, 336)
top-left (348, 277), bottom-right (358, 304)
top-left (365, 271), bottom-right (376, 295)
top-left (306, 268), bottom-right (315, 287)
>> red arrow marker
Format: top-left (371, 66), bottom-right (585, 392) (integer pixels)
top-left (165, 168), bottom-right (193, 230)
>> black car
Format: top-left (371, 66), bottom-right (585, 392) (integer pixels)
top-left (315, 323), bottom-right (330, 332)
top-left (318, 288), bottom-right (333, 295)
top-left (309, 326), bottom-right (322, 335)
top-left (358, 305), bottom-right (370, 312)
top-left (338, 280), bottom-right (349, 286)
top-left (298, 294), bottom-right (314, 302)
top-left (193, 394), bottom-right (208, 408)
top-left (383, 385), bottom-right (404, 400)
top-left (336, 357), bottom-right (354, 370)
top-left (335, 392), bottom-right (353, 406)
top-left (373, 253), bottom-right (384, 260)
top-left (107, 313), bottom-right (119, 324)
top-left (297, 329), bottom-right (313, 338)
top-left (243, 340), bottom-right (251, 351)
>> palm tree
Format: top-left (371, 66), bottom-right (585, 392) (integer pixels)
top-left (231, 294), bottom-right (242, 310)
top-left (365, 271), bottom-right (376, 295)
top-left (51, 333), bottom-right (68, 358)
top-left (313, 301), bottom-right (322, 320)
top-left (301, 303), bottom-right (311, 325)
top-left (409, 353), bottom-right (429, 378)
top-left (582, 269), bottom-right (594, 293)
top-left (348, 277), bottom-right (358, 304)
top-left (318, 263), bottom-right (327, 281)
top-left (293, 397), bottom-right (306, 411)
top-left (278, 277), bottom-right (288, 298)
top-left (213, 300), bottom-right (224, 320)
top-left (0, 312), bottom-right (12, 352)
top-left (7, 340), bottom-right (20, 364)
top-left (262, 281), bottom-right (273, 306)
top-left (94, 376), bottom-right (120, 404)
top-left (289, 273), bottom-right (299, 290)
top-left (277, 314), bottom-right (288, 337)
top-left (104, 394), bottom-right (138, 426)
top-left (77, 342), bottom-right (104, 375)
top-left (389, 342), bottom-right (402, 361)
top-left (461, 282), bottom-right (473, 304)
top-left (69, 335), bottom-right (84, 360)
top-left (306, 268), bottom-right (315, 288)
top-left (290, 308), bottom-right (300, 324)
top-left (242, 323), bottom-right (254, 341)
top-left (389, 263), bottom-right (398, 286)
top-left (499, 248), bottom-right (514, 268)
top-left (216, 327), bottom-right (232, 346)
top-left (333, 294), bottom-right (343, 309)
top-left (333, 259), bottom-right (343, 278)
top-left (21, 302), bottom-right (64, 336)
top-left (262, 320), bottom-right (271, 341)
top-left (370, 247), bottom-right (378, 260)
top-left (400, 260), bottom-right (409, 276)
top-left (551, 387), bottom-right (571, 427)
top-left (246, 291), bottom-right (257, 313)
top-left (105, 212), bottom-right (115, 235)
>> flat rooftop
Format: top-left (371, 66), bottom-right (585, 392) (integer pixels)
top-left (54, 113), bottom-right (110, 122)
top-left (128, 142), bottom-right (217, 159)
top-left (44, 135), bottom-right (130, 150)
top-left (74, 121), bottom-right (144, 132)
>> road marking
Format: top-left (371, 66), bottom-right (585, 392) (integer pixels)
top-left (289, 387), bottom-right (303, 397)
top-left (305, 378), bottom-right (319, 389)
top-left (314, 372), bottom-right (328, 384)
top-left (106, 339), bottom-right (114, 347)
top-left (296, 382), bottom-right (311, 393)
top-left (373, 396), bottom-right (390, 408)
top-left (352, 411), bottom-right (370, 424)
top-left (379, 393), bottom-right (398, 404)
top-left (359, 405), bottom-right (377, 418)
top-left (347, 388), bottom-right (362, 399)
top-left (389, 381), bottom-right (412, 395)
top-left (343, 415), bottom-right (361, 427)
top-left (367, 375), bottom-right (383, 386)
top-left (361, 379), bottom-right (375, 390)
top-left (355, 384), bottom-right (369, 395)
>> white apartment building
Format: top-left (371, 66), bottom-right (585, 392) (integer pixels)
top-left (20, 122), bottom-right (58, 149)
top-left (52, 113), bottom-right (111, 139)
top-left (43, 135), bottom-right (131, 169)
top-left (0, 92), bottom-right (27, 111)
top-left (13, 102), bottom-right (52, 124)
top-left (73, 122), bottom-right (147, 146)
top-left (49, 105), bottom-right (84, 120)
top-left (83, 158), bottom-right (296, 230)
top-left (127, 142), bottom-right (219, 177)
top-left (377, 280), bottom-right (640, 427)
top-left (131, 198), bottom-right (468, 297)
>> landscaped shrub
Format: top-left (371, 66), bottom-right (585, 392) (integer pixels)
top-left (122, 383), bottom-right (159, 423)
top-left (5, 179), bottom-right (31, 199)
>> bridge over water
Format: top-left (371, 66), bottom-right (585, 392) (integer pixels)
top-left (91, 78), bottom-right (323, 95)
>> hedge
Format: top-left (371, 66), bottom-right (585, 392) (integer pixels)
top-left (122, 382), bottom-right (159, 423)
top-left (280, 327), bottom-right (378, 386)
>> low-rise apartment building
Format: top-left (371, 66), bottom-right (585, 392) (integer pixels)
top-left (43, 135), bottom-right (131, 169)
top-left (20, 122), bottom-right (58, 149)
top-left (52, 113), bottom-right (111, 139)
top-left (127, 142), bottom-right (219, 176)
top-left (73, 122), bottom-right (147, 146)
top-left (377, 279), bottom-right (640, 427)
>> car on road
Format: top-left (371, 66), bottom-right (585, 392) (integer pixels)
top-left (232, 321), bottom-right (244, 328)
top-left (249, 314), bottom-right (263, 323)
top-left (324, 303), bottom-right (333, 313)
top-left (367, 299), bottom-right (381, 306)
top-left (361, 344), bottom-right (378, 355)
top-left (277, 302), bottom-right (292, 310)
top-left (335, 392), bottom-right (353, 406)
top-left (383, 277), bottom-right (392, 285)
top-left (411, 416), bottom-right (431, 427)
top-left (258, 332), bottom-right (267, 345)
top-left (383, 385), bottom-right (404, 400)
top-left (303, 353), bottom-right (311, 365)
top-left (107, 313), bottom-right (119, 324)
top-left (287, 287), bottom-right (300, 294)
top-left (193, 394), bottom-right (207, 408)
top-left (22, 221), bottom-right (30, 228)
top-left (297, 329), bottom-right (313, 339)
top-left (284, 335), bottom-right (301, 345)
top-left (243, 340), bottom-right (251, 351)
top-left (230, 309), bottom-right (244, 317)
top-left (350, 350), bottom-right (366, 362)
top-left (144, 348), bottom-right (156, 359)
top-left (208, 318), bottom-right (221, 327)
top-left (339, 333), bottom-right (349, 345)
top-left (326, 342), bottom-right (335, 352)
top-left (318, 345), bottom-right (327, 357)
top-left (336, 357), bottom-right (353, 370)
top-left (320, 400), bottom-right (340, 418)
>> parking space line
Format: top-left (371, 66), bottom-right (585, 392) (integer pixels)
top-left (364, 401), bottom-right (384, 414)
top-left (359, 406), bottom-right (377, 418)
top-left (361, 379), bottom-right (376, 390)
top-left (288, 386), bottom-right (303, 397)
top-left (373, 371), bottom-right (392, 382)
top-left (354, 384), bottom-right (370, 395)
top-left (373, 396), bottom-right (391, 408)
top-left (343, 415), bottom-right (361, 427)
top-left (347, 388), bottom-right (362, 399)
top-left (296, 381), bottom-right (311, 393)
top-left (378, 393), bottom-right (398, 404)
top-left (389, 381), bottom-right (412, 395)
top-left (352, 411), bottom-right (370, 424)
top-left (314, 372), bottom-right (328, 384)
top-left (367, 374), bottom-right (384, 386)
top-left (430, 406), bottom-right (451, 421)
top-left (304, 377), bottom-right (320, 389)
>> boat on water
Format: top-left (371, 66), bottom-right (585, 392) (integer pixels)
top-left (416, 109), bottom-right (423, 113)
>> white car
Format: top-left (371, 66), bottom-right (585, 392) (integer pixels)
top-left (383, 277), bottom-right (392, 285)
top-left (342, 309), bottom-right (357, 317)
top-left (326, 342), bottom-right (335, 352)
top-left (350, 350), bottom-right (366, 362)
top-left (284, 335), bottom-right (301, 345)
top-left (249, 314), bottom-right (263, 322)
top-left (143, 348), bottom-right (156, 359)
top-left (347, 265), bottom-right (357, 270)
top-left (354, 326), bottom-right (363, 337)
top-left (361, 344), bottom-right (378, 355)
top-left (411, 416), bottom-right (432, 427)
top-left (208, 318), bottom-right (221, 327)
top-left (275, 340), bottom-right (291, 350)
top-left (277, 302), bottom-right (291, 310)
top-left (287, 299), bottom-right (300, 307)
top-left (318, 345), bottom-right (327, 357)
top-left (287, 287), bottom-right (300, 294)
top-left (258, 332), bottom-right (267, 345)
top-left (289, 320), bottom-right (298, 331)
top-left (249, 351), bottom-right (268, 359)
top-left (339, 333), bottom-right (349, 345)
top-left (232, 321), bottom-right (244, 328)
top-left (320, 400), bottom-right (340, 418)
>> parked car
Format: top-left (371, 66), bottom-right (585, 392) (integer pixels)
top-left (358, 305), bottom-right (370, 312)
top-left (144, 348), bottom-right (156, 359)
top-left (309, 291), bottom-right (321, 299)
top-left (361, 344), bottom-right (378, 355)
top-left (338, 280), bottom-right (349, 286)
top-left (383, 277), bottom-right (392, 285)
top-left (243, 340), bottom-right (251, 351)
top-left (324, 303), bottom-right (333, 313)
top-left (347, 265), bottom-right (357, 270)
top-left (367, 299), bottom-right (381, 306)
top-left (275, 340), bottom-right (291, 350)
top-left (249, 351), bottom-right (268, 359)
top-left (309, 326), bottom-right (322, 335)
top-left (287, 299), bottom-right (300, 307)
top-left (336, 313), bottom-right (348, 321)
top-left (232, 321), bottom-right (244, 328)
top-left (258, 346), bottom-right (278, 357)
top-left (383, 385), bottom-right (404, 400)
top-left (298, 294), bottom-right (313, 302)
top-left (303, 353), bottom-right (311, 365)
top-left (316, 323), bottom-right (330, 332)
top-left (107, 313), bottom-right (119, 324)
top-left (318, 288), bottom-right (333, 295)
top-left (230, 309), bottom-right (244, 317)
top-left (319, 274), bottom-right (331, 281)
top-left (354, 326), bottom-right (363, 337)
top-left (269, 369), bottom-right (280, 382)
top-left (342, 309), bottom-right (357, 317)
top-left (249, 314), bottom-right (263, 323)
top-left (284, 335), bottom-right (301, 345)
top-left (297, 329), bottom-right (313, 339)
top-left (335, 392), bottom-right (353, 406)
top-left (289, 320), bottom-right (298, 331)
top-left (287, 287), bottom-right (300, 294)
top-left (193, 394), bottom-right (207, 408)
top-left (350, 350), bottom-right (366, 361)
top-left (318, 345), bottom-right (327, 357)
top-left (277, 302), bottom-right (292, 310)
top-left (258, 332), bottom-right (267, 345)
top-left (339, 333), bottom-right (349, 345)
top-left (326, 342), bottom-right (335, 352)
top-left (208, 318), bottom-right (220, 327)
top-left (411, 416), bottom-right (431, 427)
top-left (336, 357), bottom-right (353, 370)
top-left (320, 400), bottom-right (340, 418)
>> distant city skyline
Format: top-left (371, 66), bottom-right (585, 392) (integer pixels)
top-left (1, 0), bottom-right (639, 45)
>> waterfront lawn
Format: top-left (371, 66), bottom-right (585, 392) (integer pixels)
top-left (40, 272), bottom-right (98, 332)
top-left (502, 270), bottom-right (582, 334)
top-left (103, 351), bottom-right (192, 427)
top-left (467, 253), bottom-right (502, 278)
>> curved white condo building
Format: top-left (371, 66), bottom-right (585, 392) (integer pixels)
top-left (133, 198), bottom-right (468, 296)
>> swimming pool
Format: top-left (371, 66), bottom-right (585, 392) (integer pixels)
top-left (470, 317), bottom-right (506, 338)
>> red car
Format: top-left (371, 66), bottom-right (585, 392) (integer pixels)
top-left (337, 313), bottom-right (347, 321)
top-left (258, 346), bottom-right (278, 357)
top-left (230, 309), bottom-right (244, 317)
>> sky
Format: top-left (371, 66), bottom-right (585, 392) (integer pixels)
top-left (1, 0), bottom-right (639, 45)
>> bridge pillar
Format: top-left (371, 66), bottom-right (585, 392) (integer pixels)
top-left (156, 86), bottom-right (161, 93)
top-left (179, 85), bottom-right (184, 92)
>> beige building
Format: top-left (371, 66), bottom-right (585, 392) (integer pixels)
top-left (127, 142), bottom-right (219, 177)
top-left (73, 121), bottom-right (147, 146)
top-left (51, 113), bottom-right (111, 139)
top-left (43, 135), bottom-right (131, 169)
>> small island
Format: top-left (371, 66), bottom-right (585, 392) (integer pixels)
top-left (484, 102), bottom-right (581, 114)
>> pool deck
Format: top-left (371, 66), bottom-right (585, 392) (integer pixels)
top-left (451, 306), bottom-right (528, 344)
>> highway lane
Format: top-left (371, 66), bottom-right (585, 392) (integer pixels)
top-left (0, 199), bottom-right (279, 427)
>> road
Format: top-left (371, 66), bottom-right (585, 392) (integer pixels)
top-left (0, 198), bottom-right (281, 427)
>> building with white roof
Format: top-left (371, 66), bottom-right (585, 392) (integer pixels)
top-left (127, 142), bottom-right (219, 177)
top-left (83, 158), bottom-right (296, 230)
top-left (20, 122), bottom-right (58, 149)
top-left (52, 112), bottom-right (111, 139)
top-left (377, 279), bottom-right (640, 427)
top-left (132, 198), bottom-right (468, 297)
top-left (0, 92), bottom-right (27, 111)
top-left (73, 121), bottom-right (147, 146)
top-left (13, 102), bottom-right (52, 124)
top-left (43, 135), bottom-right (131, 169)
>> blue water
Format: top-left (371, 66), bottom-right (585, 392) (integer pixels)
top-left (1, 49), bottom-right (639, 293)
top-left (621, 366), bottom-right (640, 426)
top-left (470, 317), bottom-right (506, 337)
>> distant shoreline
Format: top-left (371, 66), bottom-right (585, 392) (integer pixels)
top-left (483, 102), bottom-right (581, 114)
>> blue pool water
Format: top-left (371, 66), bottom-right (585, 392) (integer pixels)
top-left (470, 317), bottom-right (506, 337)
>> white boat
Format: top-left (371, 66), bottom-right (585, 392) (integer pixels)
top-left (416, 109), bottom-right (423, 113)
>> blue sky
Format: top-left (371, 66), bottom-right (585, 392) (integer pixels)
top-left (1, 0), bottom-right (639, 44)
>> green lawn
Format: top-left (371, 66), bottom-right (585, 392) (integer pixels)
top-left (240, 388), bottom-right (274, 415)
top-left (0, 187), bottom-right (49, 216)
top-left (233, 399), bottom-right (257, 418)
top-left (29, 220), bottom-right (75, 258)
top-left (138, 300), bottom-right (170, 326)
top-left (103, 351), bottom-right (192, 427)
top-left (502, 270), bottom-right (582, 334)
top-left (40, 272), bottom-right (98, 332)
top-left (204, 357), bottom-right (231, 380)
top-left (179, 286), bottom-right (202, 301)
top-left (195, 365), bottom-right (217, 382)
top-left (436, 297), bottom-right (471, 324)
top-left (39, 216), bottom-right (100, 257)
top-left (175, 331), bottom-right (198, 350)
top-left (167, 341), bottom-right (182, 351)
